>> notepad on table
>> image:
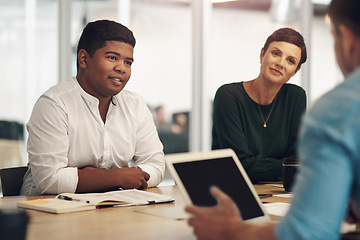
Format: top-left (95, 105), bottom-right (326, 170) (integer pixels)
top-left (17, 198), bottom-right (95, 214)
top-left (17, 189), bottom-right (175, 214)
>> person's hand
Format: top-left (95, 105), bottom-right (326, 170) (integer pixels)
top-left (114, 166), bottom-right (150, 190)
top-left (185, 186), bottom-right (242, 240)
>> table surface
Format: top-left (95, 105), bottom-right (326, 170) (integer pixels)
top-left (0, 184), bottom-right (289, 240)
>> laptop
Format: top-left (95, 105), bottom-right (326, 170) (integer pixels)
top-left (165, 148), bottom-right (271, 224)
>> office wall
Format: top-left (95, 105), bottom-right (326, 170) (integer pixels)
top-left (0, 1), bottom-right (58, 123)
top-left (0, 1), bottom-right (340, 129)
top-left (68, 1), bottom-right (342, 115)
top-left (127, 2), bottom-right (341, 115)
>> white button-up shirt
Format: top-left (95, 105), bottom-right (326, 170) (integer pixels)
top-left (21, 77), bottom-right (165, 195)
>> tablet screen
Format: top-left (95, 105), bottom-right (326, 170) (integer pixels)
top-left (173, 156), bottom-right (264, 220)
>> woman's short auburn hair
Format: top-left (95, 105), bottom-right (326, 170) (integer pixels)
top-left (263, 27), bottom-right (307, 71)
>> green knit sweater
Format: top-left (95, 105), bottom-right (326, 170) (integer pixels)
top-left (212, 82), bottom-right (306, 182)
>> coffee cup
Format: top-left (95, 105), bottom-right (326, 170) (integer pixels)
top-left (282, 157), bottom-right (299, 192)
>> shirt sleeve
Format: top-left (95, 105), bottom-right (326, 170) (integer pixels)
top-left (132, 98), bottom-right (165, 187)
top-left (27, 95), bottom-right (78, 194)
top-left (275, 97), bottom-right (355, 240)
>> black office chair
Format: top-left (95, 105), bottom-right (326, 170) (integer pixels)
top-left (0, 166), bottom-right (28, 196)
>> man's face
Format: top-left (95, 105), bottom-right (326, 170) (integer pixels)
top-left (260, 41), bottom-right (301, 85)
top-left (81, 41), bottom-right (134, 100)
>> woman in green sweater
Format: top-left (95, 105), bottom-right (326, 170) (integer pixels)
top-left (212, 28), bottom-right (307, 182)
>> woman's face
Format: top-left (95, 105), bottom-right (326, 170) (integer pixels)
top-left (259, 41), bottom-right (301, 85)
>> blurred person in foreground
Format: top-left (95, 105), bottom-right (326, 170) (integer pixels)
top-left (21, 20), bottom-right (164, 195)
top-left (186, 0), bottom-right (360, 239)
top-left (212, 27), bottom-right (307, 182)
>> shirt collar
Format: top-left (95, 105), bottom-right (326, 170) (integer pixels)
top-left (74, 77), bottom-right (100, 105)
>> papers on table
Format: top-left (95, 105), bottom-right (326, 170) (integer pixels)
top-left (264, 183), bottom-right (284, 188)
top-left (263, 202), bottom-right (290, 217)
top-left (274, 193), bottom-right (293, 198)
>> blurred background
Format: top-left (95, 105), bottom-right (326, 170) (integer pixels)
top-left (0, 0), bottom-right (341, 178)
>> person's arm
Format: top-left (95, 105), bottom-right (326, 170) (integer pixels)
top-left (76, 166), bottom-right (149, 193)
top-left (29, 93), bottom-right (152, 194)
top-left (275, 98), bottom-right (354, 239)
top-left (280, 85), bottom-right (307, 158)
top-left (28, 89), bottom-right (163, 194)
top-left (126, 94), bottom-right (165, 187)
top-left (185, 187), bottom-right (277, 240)
top-left (76, 95), bottom-right (164, 192)
top-left (27, 95), bottom-right (78, 194)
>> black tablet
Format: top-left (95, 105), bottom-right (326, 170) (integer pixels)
top-left (165, 149), bottom-right (271, 224)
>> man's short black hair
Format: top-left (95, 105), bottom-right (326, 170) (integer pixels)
top-left (76, 19), bottom-right (136, 70)
top-left (328, 0), bottom-right (360, 38)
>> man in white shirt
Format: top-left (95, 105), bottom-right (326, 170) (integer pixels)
top-left (21, 20), bottom-right (165, 195)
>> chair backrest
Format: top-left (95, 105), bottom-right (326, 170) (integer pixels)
top-left (0, 166), bottom-right (28, 196)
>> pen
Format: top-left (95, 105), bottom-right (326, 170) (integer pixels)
top-left (58, 195), bottom-right (90, 203)
top-left (259, 194), bottom-right (272, 199)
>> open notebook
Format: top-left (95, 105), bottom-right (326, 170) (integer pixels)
top-left (18, 189), bottom-right (174, 214)
top-left (165, 148), bottom-right (271, 224)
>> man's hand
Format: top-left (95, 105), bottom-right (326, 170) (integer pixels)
top-left (185, 186), bottom-right (277, 240)
top-left (185, 186), bottom-right (242, 240)
top-left (114, 166), bottom-right (150, 190)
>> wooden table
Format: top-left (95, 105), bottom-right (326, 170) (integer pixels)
top-left (0, 184), bottom-right (287, 240)
top-left (255, 183), bottom-right (291, 203)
